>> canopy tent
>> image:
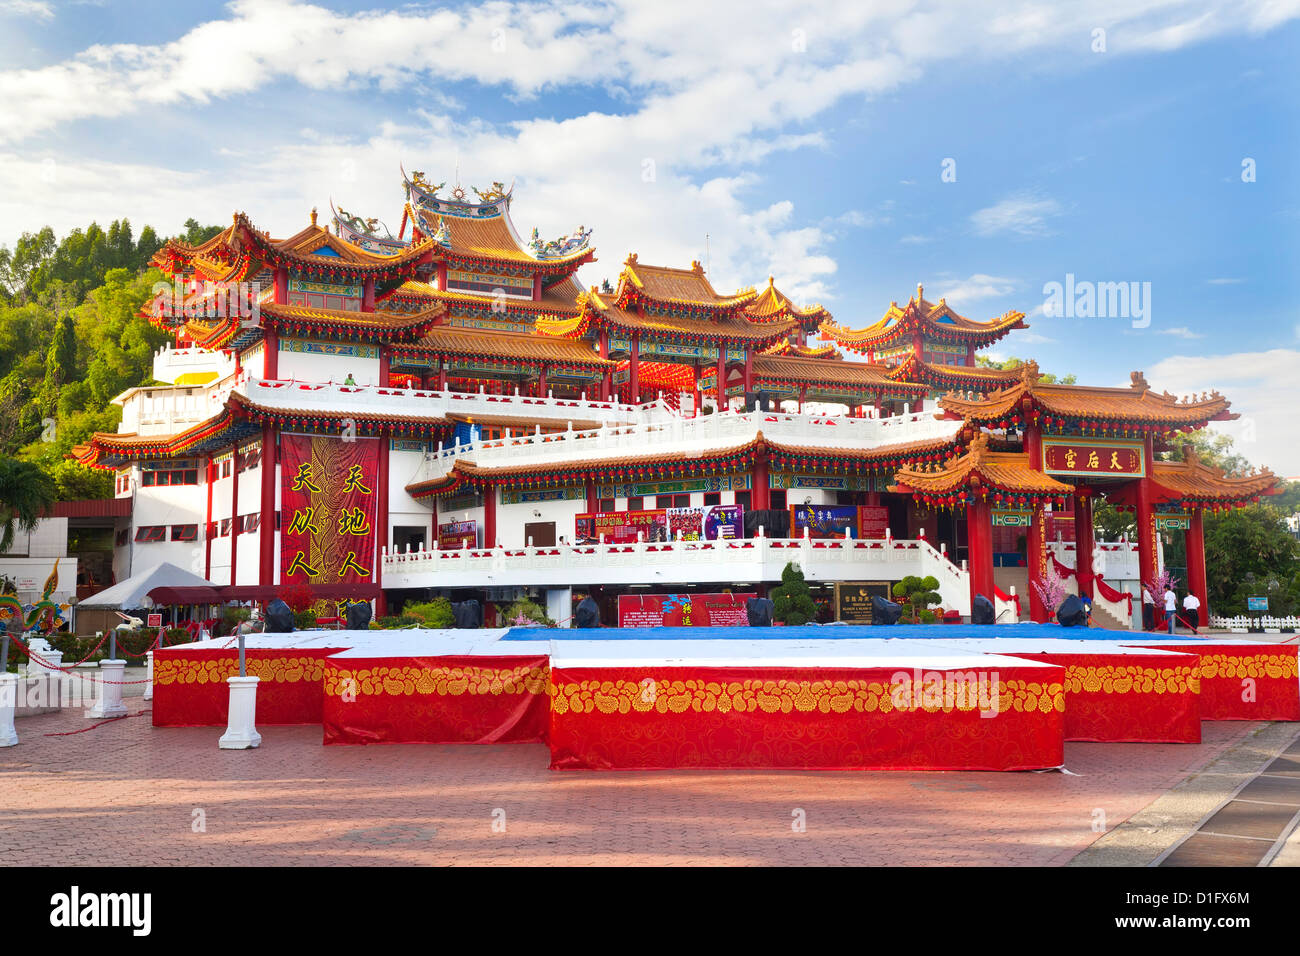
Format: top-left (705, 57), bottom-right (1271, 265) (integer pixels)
top-left (76, 562), bottom-right (218, 610)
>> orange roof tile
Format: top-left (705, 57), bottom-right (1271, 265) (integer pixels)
top-left (895, 434), bottom-right (1073, 497)
top-left (939, 365), bottom-right (1236, 427)
top-left (1149, 446), bottom-right (1280, 505)
top-left (751, 354), bottom-right (929, 396)
top-left (399, 325), bottom-right (613, 369)
top-left (820, 283), bottom-right (1026, 350)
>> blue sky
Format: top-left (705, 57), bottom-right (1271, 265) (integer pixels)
top-left (1, 0), bottom-right (1296, 470)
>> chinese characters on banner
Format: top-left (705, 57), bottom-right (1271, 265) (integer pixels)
top-left (790, 505), bottom-right (860, 538)
top-left (858, 506), bottom-right (890, 539)
top-left (1042, 438), bottom-right (1144, 478)
top-left (280, 435), bottom-right (379, 585)
top-left (575, 510), bottom-right (668, 544)
top-left (617, 592), bottom-right (758, 627)
top-left (667, 505), bottom-right (745, 541)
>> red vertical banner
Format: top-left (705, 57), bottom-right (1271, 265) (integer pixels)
top-left (280, 435), bottom-right (380, 586)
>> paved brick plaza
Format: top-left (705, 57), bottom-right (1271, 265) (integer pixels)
top-left (1, 702), bottom-right (1287, 866)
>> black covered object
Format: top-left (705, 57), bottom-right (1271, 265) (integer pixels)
top-left (743, 508), bottom-right (790, 538)
top-left (346, 600), bottom-right (373, 630)
top-left (451, 600), bottom-right (481, 629)
top-left (1056, 594), bottom-right (1088, 627)
top-left (745, 597), bottom-right (774, 627)
top-left (265, 599), bottom-right (294, 633)
top-left (871, 595), bottom-right (902, 625)
top-left (574, 596), bottom-right (601, 629)
top-left (971, 593), bottom-right (996, 625)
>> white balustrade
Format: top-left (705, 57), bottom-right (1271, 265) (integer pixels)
top-left (381, 535), bottom-right (974, 616)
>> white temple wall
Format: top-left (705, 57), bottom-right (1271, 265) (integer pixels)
top-left (128, 482), bottom-right (208, 578)
top-left (276, 341), bottom-right (381, 385)
top-left (499, 496), bottom-right (586, 547)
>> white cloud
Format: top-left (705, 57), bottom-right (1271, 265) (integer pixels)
top-left (1155, 326), bottom-right (1205, 339)
top-left (1206, 277), bottom-right (1244, 284)
top-left (1146, 349), bottom-right (1300, 475)
top-left (970, 193), bottom-right (1062, 238)
top-left (932, 273), bottom-right (1019, 305)
top-left (0, 0), bottom-right (52, 19)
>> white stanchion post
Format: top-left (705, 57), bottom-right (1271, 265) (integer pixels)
top-left (143, 651), bottom-right (154, 701)
top-left (25, 638), bottom-right (51, 676)
top-left (86, 659), bottom-right (128, 718)
top-left (43, 649), bottom-right (64, 708)
top-left (0, 673), bottom-right (18, 747)
top-left (218, 677), bottom-right (262, 749)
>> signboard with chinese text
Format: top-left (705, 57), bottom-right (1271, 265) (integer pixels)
top-left (1154, 514), bottom-right (1191, 532)
top-left (858, 506), bottom-right (890, 539)
top-left (280, 435), bottom-right (380, 585)
top-left (617, 592), bottom-right (757, 627)
top-left (991, 509), bottom-right (1033, 528)
top-left (834, 582), bottom-right (893, 623)
top-left (575, 510), bottom-right (668, 544)
top-left (790, 505), bottom-right (859, 539)
top-left (1042, 437), bottom-right (1144, 479)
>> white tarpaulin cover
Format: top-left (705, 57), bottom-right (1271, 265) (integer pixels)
top-left (75, 562), bottom-right (218, 609)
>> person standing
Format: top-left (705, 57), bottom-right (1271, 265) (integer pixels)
top-left (1142, 585), bottom-right (1156, 631)
top-left (1163, 585), bottom-right (1178, 634)
top-left (1182, 591), bottom-right (1202, 631)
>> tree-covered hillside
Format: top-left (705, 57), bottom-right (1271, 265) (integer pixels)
top-left (0, 218), bottom-right (220, 499)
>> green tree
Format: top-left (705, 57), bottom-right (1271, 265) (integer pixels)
top-left (771, 562), bottom-right (817, 625)
top-left (891, 575), bottom-right (943, 623)
top-left (1203, 504), bottom-right (1300, 616)
top-left (975, 355), bottom-right (1077, 385)
top-left (0, 458), bottom-right (57, 553)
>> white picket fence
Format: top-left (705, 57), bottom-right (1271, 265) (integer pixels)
top-left (1210, 614), bottom-right (1300, 632)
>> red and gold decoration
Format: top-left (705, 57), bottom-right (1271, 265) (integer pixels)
top-left (280, 434), bottom-right (380, 585)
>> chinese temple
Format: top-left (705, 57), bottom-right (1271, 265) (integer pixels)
top-left (71, 171), bottom-right (1281, 628)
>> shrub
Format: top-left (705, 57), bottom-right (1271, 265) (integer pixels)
top-left (401, 598), bottom-right (455, 628)
top-left (892, 576), bottom-right (942, 623)
top-left (771, 562), bottom-right (817, 626)
top-left (497, 598), bottom-right (554, 627)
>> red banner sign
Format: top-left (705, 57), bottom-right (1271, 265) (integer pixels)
top-left (437, 520), bottom-right (477, 550)
top-left (858, 506), bottom-right (890, 539)
top-left (576, 510), bottom-right (668, 544)
top-left (617, 592), bottom-right (758, 627)
top-left (1042, 438), bottom-right (1143, 478)
top-left (280, 435), bottom-right (380, 585)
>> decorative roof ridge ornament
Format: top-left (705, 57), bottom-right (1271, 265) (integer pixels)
top-left (1019, 359), bottom-right (1040, 386)
top-left (473, 181), bottom-right (512, 204)
top-left (528, 224), bottom-right (593, 260)
top-left (332, 201), bottom-right (395, 239)
top-left (1130, 370), bottom-right (1150, 391)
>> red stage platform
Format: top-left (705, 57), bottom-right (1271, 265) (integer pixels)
top-left (545, 640), bottom-right (1065, 770)
top-left (148, 630), bottom-right (1299, 771)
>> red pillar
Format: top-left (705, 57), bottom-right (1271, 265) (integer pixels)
top-left (230, 447), bottom-right (242, 587)
top-left (378, 345), bottom-right (390, 387)
top-left (798, 384), bottom-right (807, 413)
top-left (258, 424), bottom-right (276, 587)
top-left (483, 485), bottom-right (497, 548)
top-left (1186, 507), bottom-right (1208, 626)
top-left (693, 364), bottom-right (702, 416)
top-left (263, 328), bottom-right (278, 380)
top-left (751, 450), bottom-right (770, 511)
top-left (715, 350), bottom-right (727, 409)
top-left (598, 329), bottom-right (611, 401)
top-left (374, 431), bottom-right (389, 617)
top-left (362, 277), bottom-right (376, 312)
top-left (1023, 421), bottom-right (1042, 470)
top-left (274, 267), bottom-right (288, 304)
top-left (1027, 501), bottom-right (1048, 622)
top-left (532, 274), bottom-right (542, 302)
top-left (1074, 489), bottom-right (1095, 599)
top-left (1135, 437), bottom-right (1159, 593)
top-left (537, 364), bottom-right (548, 397)
top-left (585, 478), bottom-right (598, 516)
top-left (743, 349), bottom-right (753, 395)
top-left (436, 262), bottom-right (447, 291)
top-left (966, 496), bottom-right (995, 608)
top-left (628, 335), bottom-right (640, 403)
top-left (204, 457), bottom-right (215, 580)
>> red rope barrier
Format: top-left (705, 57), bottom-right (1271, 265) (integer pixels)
top-left (43, 710), bottom-right (150, 736)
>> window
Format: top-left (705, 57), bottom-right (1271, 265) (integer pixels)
top-left (135, 526), bottom-right (166, 542)
top-left (171, 524), bottom-right (198, 542)
top-left (115, 529), bottom-right (129, 547)
top-left (673, 494), bottom-right (690, 508)
top-left (219, 518), bottom-right (232, 537)
top-left (627, 496), bottom-right (644, 511)
top-left (703, 493), bottom-right (721, 507)
top-left (770, 489), bottom-right (787, 511)
top-left (599, 498), bottom-right (615, 512)
top-left (735, 491), bottom-right (752, 510)
top-left (142, 467), bottom-right (198, 486)
top-left (221, 460), bottom-right (233, 478)
top-left (243, 513), bottom-right (260, 533)
top-left (655, 495), bottom-right (673, 508)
